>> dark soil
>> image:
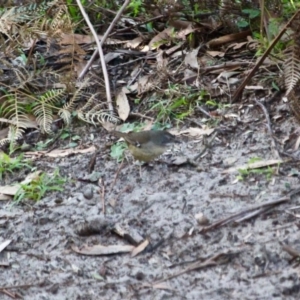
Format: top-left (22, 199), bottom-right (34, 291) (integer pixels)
top-left (1, 100), bottom-right (300, 300)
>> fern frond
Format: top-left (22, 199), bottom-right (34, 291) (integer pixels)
top-left (0, 1), bottom-right (58, 39)
top-left (0, 94), bottom-right (33, 144)
top-left (76, 93), bottom-right (99, 113)
top-left (33, 89), bottom-right (66, 133)
top-left (78, 109), bottom-right (120, 126)
top-left (58, 109), bottom-right (72, 125)
top-left (57, 77), bottom-right (92, 124)
top-left (284, 43), bottom-right (300, 95)
top-left (0, 138), bottom-right (10, 147)
top-left (8, 123), bottom-right (26, 142)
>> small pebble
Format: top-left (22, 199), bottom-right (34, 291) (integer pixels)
top-left (83, 186), bottom-right (94, 200)
top-left (195, 212), bottom-right (209, 225)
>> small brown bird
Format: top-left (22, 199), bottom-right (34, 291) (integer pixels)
top-left (111, 130), bottom-right (177, 162)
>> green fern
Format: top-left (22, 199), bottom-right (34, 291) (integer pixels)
top-left (33, 89), bottom-right (66, 134)
top-left (0, 94), bottom-right (31, 143)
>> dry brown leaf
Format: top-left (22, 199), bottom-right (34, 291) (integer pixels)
top-left (131, 239), bottom-right (149, 257)
top-left (102, 121), bottom-right (117, 132)
top-left (24, 146), bottom-right (96, 158)
top-left (166, 43), bottom-right (184, 56)
top-left (137, 76), bottom-right (154, 94)
top-left (183, 69), bottom-right (198, 85)
top-left (207, 30), bottom-right (251, 48)
top-left (116, 87), bottom-right (130, 121)
top-left (232, 41), bottom-right (248, 50)
top-left (206, 50), bottom-right (225, 57)
top-left (0, 193), bottom-right (12, 201)
top-left (60, 33), bottom-right (124, 46)
top-left (72, 244), bottom-right (134, 256)
top-left (22, 170), bottom-right (42, 185)
top-left (126, 36), bottom-right (143, 49)
top-left (177, 23), bottom-right (195, 38)
top-left (127, 75), bottom-right (153, 94)
top-left (244, 85), bottom-right (265, 90)
top-left (169, 19), bottom-right (193, 30)
top-left (176, 127), bottom-right (214, 137)
top-left (0, 185), bottom-right (20, 196)
top-left (149, 27), bottom-right (173, 50)
top-left (184, 46), bottom-right (200, 69)
top-left (156, 49), bottom-right (168, 69)
top-left (58, 44), bottom-right (86, 56)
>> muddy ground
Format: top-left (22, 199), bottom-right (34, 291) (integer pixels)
top-left (1, 98), bottom-right (300, 300)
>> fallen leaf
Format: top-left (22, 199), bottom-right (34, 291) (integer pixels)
top-left (206, 50), bottom-right (225, 57)
top-left (72, 244), bottom-right (134, 256)
top-left (176, 127), bottom-right (214, 137)
top-left (116, 87), bottom-right (130, 121)
top-left (0, 240), bottom-right (11, 253)
top-left (126, 36), bottom-right (143, 48)
top-left (24, 145), bottom-right (96, 158)
top-left (0, 185), bottom-right (21, 196)
top-left (149, 27), bottom-right (174, 50)
top-left (131, 239), bottom-right (149, 257)
top-left (0, 194), bottom-right (12, 201)
top-left (185, 46), bottom-right (201, 69)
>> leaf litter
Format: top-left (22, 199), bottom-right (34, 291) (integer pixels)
top-left (1, 1), bottom-right (300, 299)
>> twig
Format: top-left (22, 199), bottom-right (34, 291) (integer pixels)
top-left (196, 106), bottom-right (213, 118)
top-left (201, 197), bottom-right (290, 233)
top-left (281, 244), bottom-right (300, 259)
top-left (0, 289), bottom-right (17, 299)
top-left (79, 0), bottom-right (131, 83)
top-left (99, 178), bottom-right (106, 215)
top-left (76, 0), bottom-right (113, 112)
top-left (109, 161), bottom-right (124, 193)
top-left (203, 61), bottom-right (253, 73)
top-left (129, 112), bottom-right (154, 121)
top-left (0, 282), bottom-right (45, 290)
top-left (109, 15), bottom-right (166, 36)
top-left (153, 251), bottom-right (236, 284)
top-left (253, 97), bottom-right (281, 158)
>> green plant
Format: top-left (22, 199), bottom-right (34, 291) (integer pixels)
top-left (150, 97), bottom-right (193, 123)
top-left (67, 0), bottom-right (86, 23)
top-left (110, 141), bottom-right (127, 162)
top-left (237, 158), bottom-right (276, 181)
top-left (35, 138), bottom-right (55, 151)
top-left (237, 166), bottom-right (274, 181)
top-left (14, 169), bottom-right (66, 203)
top-left (127, 0), bottom-right (145, 17)
top-left (205, 99), bottom-right (231, 110)
top-left (0, 152), bottom-right (31, 180)
top-left (60, 129), bottom-right (81, 148)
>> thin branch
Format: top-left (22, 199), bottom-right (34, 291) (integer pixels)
top-left (79, 0), bottom-right (131, 82)
top-left (253, 97), bottom-right (281, 159)
top-left (76, 0), bottom-right (114, 112)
